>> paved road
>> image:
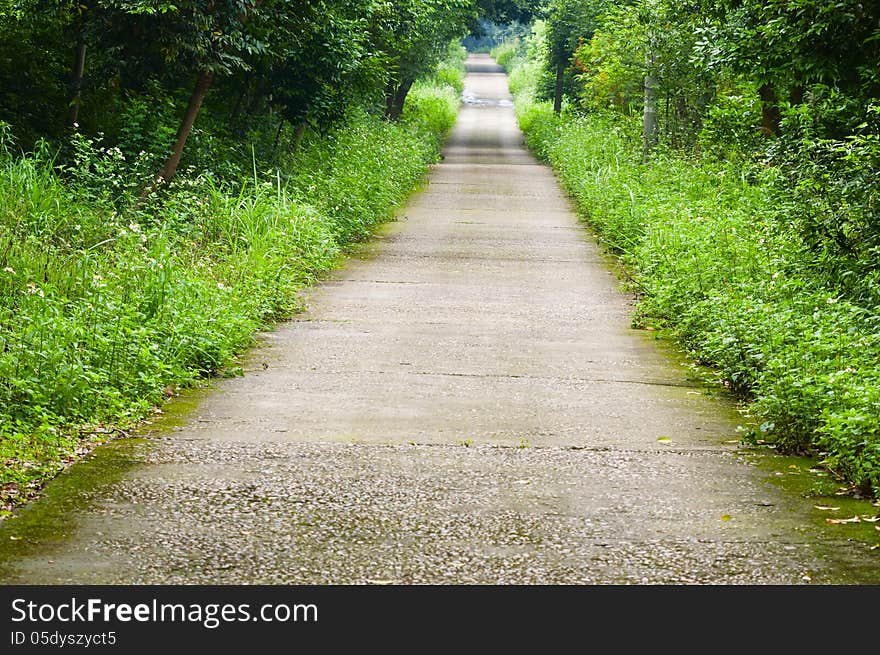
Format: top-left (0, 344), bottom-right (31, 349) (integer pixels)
top-left (1, 55), bottom-right (877, 584)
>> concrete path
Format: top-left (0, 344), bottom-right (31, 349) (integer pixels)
top-left (1, 55), bottom-right (878, 584)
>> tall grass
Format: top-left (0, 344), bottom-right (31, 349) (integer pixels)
top-left (506, 59), bottom-right (880, 497)
top-left (0, 75), bottom-right (461, 514)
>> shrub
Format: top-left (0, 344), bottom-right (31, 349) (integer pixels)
top-left (507, 64), bottom-right (880, 496)
top-left (0, 60), bottom-right (463, 513)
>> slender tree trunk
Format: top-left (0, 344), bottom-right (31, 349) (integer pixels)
top-left (292, 122), bottom-right (306, 152)
top-left (642, 73), bottom-right (658, 148)
top-left (384, 80), bottom-right (396, 117)
top-left (759, 82), bottom-right (780, 137)
top-left (69, 42), bottom-right (87, 128)
top-left (271, 116), bottom-right (285, 154)
top-left (553, 60), bottom-right (565, 114)
top-left (229, 70), bottom-right (252, 130)
top-left (152, 70), bottom-right (214, 188)
top-left (789, 84), bottom-right (805, 106)
top-left (665, 95), bottom-right (669, 134)
top-left (385, 78), bottom-right (414, 121)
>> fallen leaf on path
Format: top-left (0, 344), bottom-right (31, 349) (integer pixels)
top-left (720, 514), bottom-right (732, 521)
top-left (813, 505), bottom-right (840, 511)
top-left (826, 516), bottom-right (861, 524)
top-left (657, 437), bottom-right (672, 444)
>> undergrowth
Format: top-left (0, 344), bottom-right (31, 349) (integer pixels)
top-left (499, 51), bottom-right (880, 498)
top-left (0, 70), bottom-right (461, 515)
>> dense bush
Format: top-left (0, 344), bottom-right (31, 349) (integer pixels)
top-left (505, 57), bottom-right (880, 498)
top-left (0, 62), bottom-right (462, 514)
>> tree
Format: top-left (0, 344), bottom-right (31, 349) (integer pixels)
top-left (544, 0), bottom-right (608, 113)
top-left (696, 0), bottom-right (880, 137)
top-left (370, 0), bottom-right (477, 120)
top-left (250, 0), bottom-right (382, 144)
top-left (100, 0), bottom-right (270, 188)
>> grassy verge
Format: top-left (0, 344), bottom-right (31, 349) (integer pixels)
top-left (0, 71), bottom-right (462, 516)
top-left (499, 54), bottom-right (880, 498)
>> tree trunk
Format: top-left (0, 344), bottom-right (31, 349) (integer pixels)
top-left (229, 70), bottom-right (252, 133)
top-left (759, 82), bottom-right (780, 137)
top-left (152, 70), bottom-right (214, 188)
top-left (69, 42), bottom-right (87, 128)
top-left (292, 122), bottom-right (307, 152)
top-left (385, 78), bottom-right (414, 121)
top-left (384, 80), bottom-right (396, 117)
top-left (642, 73), bottom-right (658, 148)
top-left (271, 116), bottom-right (285, 155)
top-left (553, 60), bottom-right (565, 114)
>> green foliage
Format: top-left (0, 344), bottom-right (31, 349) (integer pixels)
top-left (545, 0), bottom-right (607, 64)
top-left (492, 19), bottom-right (548, 92)
top-left (697, 82), bottom-right (763, 159)
top-left (766, 102), bottom-right (880, 307)
top-left (491, 40), bottom-right (521, 70)
top-left (371, 0), bottom-right (477, 105)
top-left (506, 51), bottom-right (880, 497)
top-left (697, 0), bottom-right (880, 96)
top-left (0, 0), bottom-right (481, 181)
top-left (0, 61), bottom-right (463, 512)
top-left (406, 77), bottom-right (462, 135)
top-left (572, 13), bottom-right (644, 116)
top-left (565, 1), bottom-right (716, 145)
top-left (463, 19), bottom-right (531, 52)
top-left (431, 42), bottom-right (469, 95)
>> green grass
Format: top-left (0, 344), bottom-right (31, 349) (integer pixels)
top-left (507, 63), bottom-right (880, 498)
top-left (0, 75), bottom-right (461, 516)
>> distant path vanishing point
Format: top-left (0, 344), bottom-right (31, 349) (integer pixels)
top-left (2, 54), bottom-right (877, 584)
